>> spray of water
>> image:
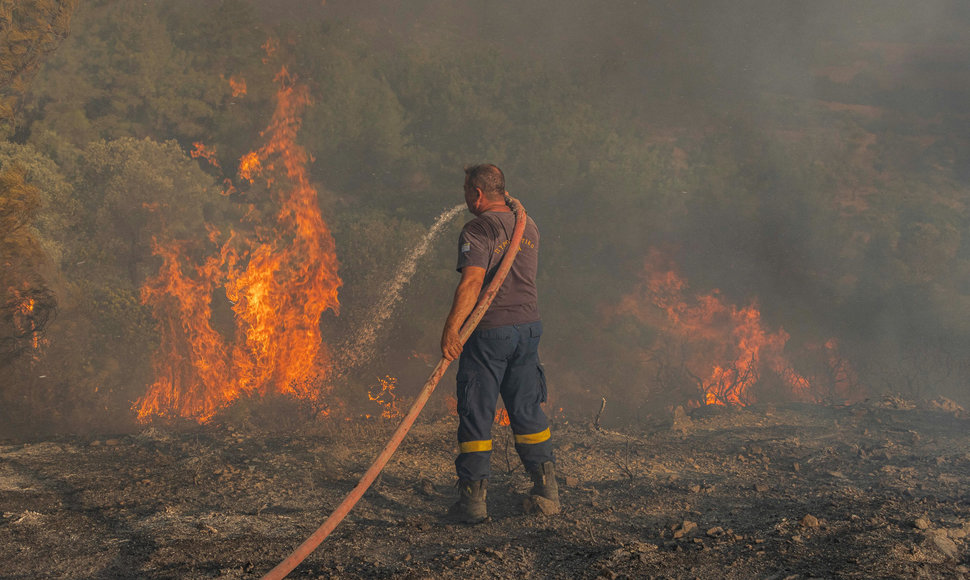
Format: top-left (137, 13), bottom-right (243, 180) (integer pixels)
top-left (336, 204), bottom-right (466, 374)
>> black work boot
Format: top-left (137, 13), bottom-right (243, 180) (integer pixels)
top-left (525, 461), bottom-right (560, 514)
top-left (448, 479), bottom-right (487, 523)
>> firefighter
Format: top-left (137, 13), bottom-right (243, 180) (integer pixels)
top-left (440, 164), bottom-right (558, 523)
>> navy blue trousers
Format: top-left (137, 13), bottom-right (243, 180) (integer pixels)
top-left (455, 320), bottom-right (554, 481)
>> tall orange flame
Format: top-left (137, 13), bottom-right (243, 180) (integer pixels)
top-left (136, 67), bottom-right (341, 422)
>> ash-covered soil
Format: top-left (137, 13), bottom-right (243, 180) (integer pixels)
top-left (2, 397), bottom-right (970, 579)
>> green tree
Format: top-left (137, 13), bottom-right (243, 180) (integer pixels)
top-left (0, 141), bottom-right (75, 264)
top-left (23, 0), bottom-right (266, 149)
top-left (72, 137), bottom-right (219, 286)
top-left (0, 163), bottom-right (55, 365)
top-left (0, 0), bottom-right (77, 136)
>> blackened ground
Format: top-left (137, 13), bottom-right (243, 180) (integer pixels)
top-left (2, 397), bottom-right (969, 579)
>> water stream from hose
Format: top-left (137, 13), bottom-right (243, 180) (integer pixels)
top-left (335, 204), bottom-right (465, 375)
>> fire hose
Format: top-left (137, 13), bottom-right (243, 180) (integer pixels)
top-left (261, 195), bottom-right (528, 579)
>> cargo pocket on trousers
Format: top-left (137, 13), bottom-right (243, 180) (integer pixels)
top-left (536, 363), bottom-right (547, 404)
top-left (457, 375), bottom-right (474, 418)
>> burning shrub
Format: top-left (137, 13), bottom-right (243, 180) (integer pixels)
top-left (609, 249), bottom-right (837, 410)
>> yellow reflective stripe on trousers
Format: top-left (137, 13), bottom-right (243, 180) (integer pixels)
top-left (514, 428), bottom-right (550, 445)
top-left (459, 439), bottom-right (492, 453)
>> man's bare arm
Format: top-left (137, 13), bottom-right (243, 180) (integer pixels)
top-left (441, 266), bottom-right (486, 361)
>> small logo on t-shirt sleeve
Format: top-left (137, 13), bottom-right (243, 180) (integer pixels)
top-left (461, 242), bottom-right (471, 253)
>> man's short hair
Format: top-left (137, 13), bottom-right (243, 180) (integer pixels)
top-left (464, 164), bottom-right (505, 198)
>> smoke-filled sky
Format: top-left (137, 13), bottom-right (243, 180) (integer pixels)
top-left (312, 0), bottom-right (970, 105)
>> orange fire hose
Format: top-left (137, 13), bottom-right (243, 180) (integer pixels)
top-left (261, 196), bottom-right (528, 579)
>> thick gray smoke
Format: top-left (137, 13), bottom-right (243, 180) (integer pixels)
top-left (358, 0), bottom-right (970, 416)
top-left (4, 0), bottom-right (969, 436)
top-left (314, 1), bottom-right (970, 412)
top-left (319, 1), bottom-right (968, 105)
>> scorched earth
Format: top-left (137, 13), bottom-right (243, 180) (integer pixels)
top-left (2, 397), bottom-right (969, 579)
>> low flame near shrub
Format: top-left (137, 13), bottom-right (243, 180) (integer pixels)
top-left (615, 248), bottom-right (858, 407)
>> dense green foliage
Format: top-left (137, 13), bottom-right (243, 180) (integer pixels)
top-left (2, 0), bottom-right (970, 434)
top-left (0, 0), bottom-right (77, 136)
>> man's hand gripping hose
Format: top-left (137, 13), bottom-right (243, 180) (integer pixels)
top-left (261, 196), bottom-right (527, 579)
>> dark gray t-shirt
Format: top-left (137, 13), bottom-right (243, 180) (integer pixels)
top-left (456, 210), bottom-right (540, 329)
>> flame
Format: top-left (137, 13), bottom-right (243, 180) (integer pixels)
top-left (617, 249), bottom-right (812, 406)
top-left (229, 76), bottom-right (247, 97)
top-left (19, 297), bottom-right (37, 349)
top-left (191, 142), bottom-right (220, 168)
top-left (368, 375), bottom-right (403, 419)
top-left (238, 151), bottom-right (262, 183)
top-left (698, 303), bottom-right (800, 405)
top-left (261, 38), bottom-right (279, 64)
top-left (136, 67), bottom-right (341, 422)
top-left (11, 292), bottom-right (40, 351)
top-left (443, 395), bottom-right (512, 425)
top-left (137, 241), bottom-right (233, 422)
